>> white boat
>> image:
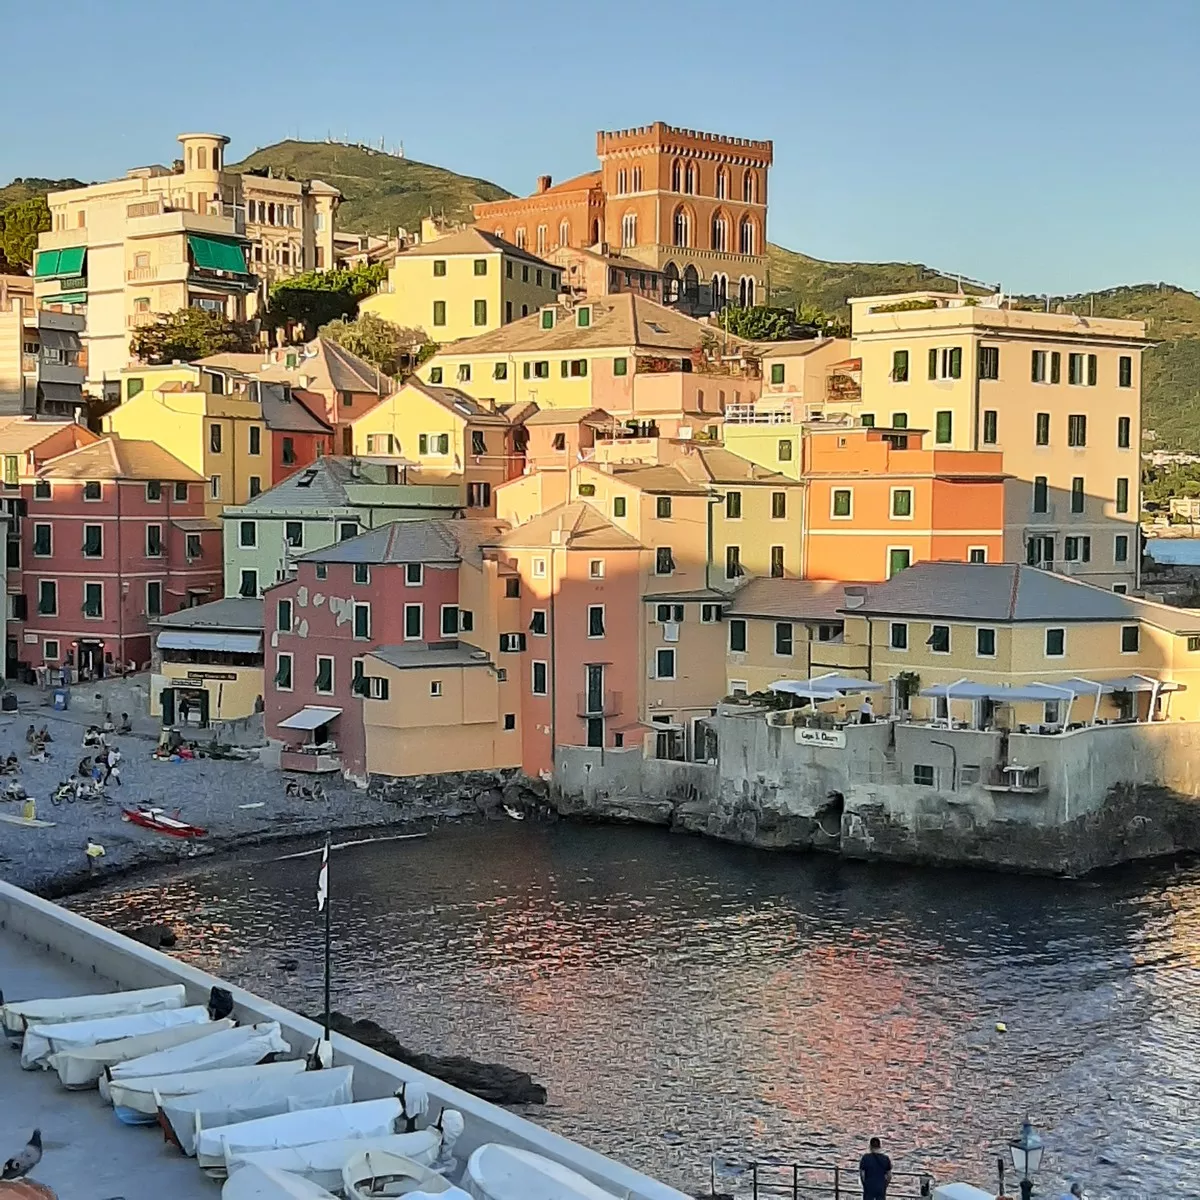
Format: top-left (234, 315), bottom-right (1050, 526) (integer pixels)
top-left (222, 1164), bottom-right (339, 1200)
top-left (105, 1021), bottom-right (290, 1086)
top-left (48, 1017), bottom-right (235, 1089)
top-left (108, 1059), bottom-right (308, 1123)
top-left (196, 1097), bottom-right (404, 1177)
top-left (163, 1066), bottom-right (355, 1157)
top-left (409, 1191), bottom-right (472, 1200)
top-left (227, 1129), bottom-right (447, 1192)
top-left (2, 983), bottom-right (186, 1040)
top-left (342, 1149), bottom-right (454, 1198)
top-left (21, 1004), bottom-right (209, 1070)
top-left (465, 1144), bottom-right (625, 1200)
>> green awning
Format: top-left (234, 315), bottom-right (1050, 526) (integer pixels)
top-left (47, 293), bottom-right (86, 304)
top-left (34, 250), bottom-right (60, 277)
top-left (188, 235), bottom-right (249, 274)
top-left (34, 247), bottom-right (86, 278)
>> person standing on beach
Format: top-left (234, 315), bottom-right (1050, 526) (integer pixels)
top-left (859, 1137), bottom-right (892, 1200)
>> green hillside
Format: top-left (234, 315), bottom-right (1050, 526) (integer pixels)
top-left (228, 140), bottom-right (512, 234)
top-left (0, 177), bottom-right (85, 207)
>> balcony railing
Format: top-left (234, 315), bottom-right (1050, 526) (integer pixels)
top-left (127, 312), bottom-right (158, 328)
top-left (577, 690), bottom-right (623, 717)
top-left (127, 265), bottom-right (158, 281)
top-left (725, 403), bottom-right (794, 425)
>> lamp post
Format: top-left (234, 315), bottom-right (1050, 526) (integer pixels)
top-left (1009, 1119), bottom-right (1044, 1200)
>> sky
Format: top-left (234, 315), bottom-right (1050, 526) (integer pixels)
top-left (4, 0), bottom-right (1198, 296)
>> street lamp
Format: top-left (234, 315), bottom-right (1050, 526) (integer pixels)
top-left (1009, 1119), bottom-right (1044, 1199)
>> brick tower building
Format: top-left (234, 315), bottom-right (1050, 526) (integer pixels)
top-left (475, 121), bottom-right (772, 315)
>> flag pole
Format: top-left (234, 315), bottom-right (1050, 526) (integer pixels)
top-left (319, 830), bottom-right (332, 1042)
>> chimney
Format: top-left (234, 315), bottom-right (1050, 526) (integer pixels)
top-left (536, 174), bottom-right (552, 193)
top-left (843, 586), bottom-right (867, 609)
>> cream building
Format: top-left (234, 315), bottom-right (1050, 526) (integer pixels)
top-left (35, 133), bottom-right (340, 393)
top-left (846, 292), bottom-right (1151, 590)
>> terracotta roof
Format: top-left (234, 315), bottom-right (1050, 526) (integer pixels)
top-left (0, 418), bottom-right (81, 454)
top-left (726, 579), bottom-right (865, 621)
top-left (399, 227), bottom-right (553, 269)
top-left (596, 447), bottom-right (790, 494)
top-left (533, 170), bottom-right (602, 196)
top-left (37, 437), bottom-right (203, 482)
top-left (755, 337), bottom-right (838, 358)
top-left (406, 381), bottom-right (510, 425)
top-left (522, 406), bottom-right (613, 427)
top-left (492, 501), bottom-right (642, 551)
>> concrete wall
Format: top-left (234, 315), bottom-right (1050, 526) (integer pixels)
top-left (0, 880), bottom-right (688, 1200)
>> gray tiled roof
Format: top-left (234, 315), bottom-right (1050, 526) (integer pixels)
top-left (297, 517), bottom-right (506, 566)
top-left (257, 382), bottom-right (332, 434)
top-left (727, 578), bottom-right (864, 621)
top-left (153, 597), bottom-right (263, 631)
top-left (237, 458), bottom-right (399, 511)
top-left (367, 641), bottom-right (493, 669)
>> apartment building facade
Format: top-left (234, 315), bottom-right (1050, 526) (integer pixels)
top-left (0, 276), bottom-right (87, 416)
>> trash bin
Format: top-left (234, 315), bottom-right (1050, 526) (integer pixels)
top-left (0, 692), bottom-right (16, 712)
top-left (52, 688), bottom-right (70, 711)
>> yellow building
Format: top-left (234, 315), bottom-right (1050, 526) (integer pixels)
top-left (107, 374), bottom-right (265, 517)
top-left (360, 227), bottom-right (559, 343)
top-left (35, 132), bottom-right (339, 392)
top-left (846, 291), bottom-right (1152, 590)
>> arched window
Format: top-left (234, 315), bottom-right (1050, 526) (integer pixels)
top-left (494, 227), bottom-right (504, 237)
top-left (621, 212), bottom-right (637, 248)
top-left (685, 161), bottom-right (697, 194)
top-left (711, 273), bottom-right (728, 307)
top-left (663, 262), bottom-right (681, 303)
top-left (743, 169), bottom-right (756, 203)
top-left (631, 166), bottom-right (642, 191)
top-left (559, 220), bottom-right (570, 248)
top-left (671, 159), bottom-right (682, 191)
top-left (711, 213), bottom-right (728, 252)
top-left (739, 276), bottom-right (756, 306)
top-left (536, 225), bottom-right (547, 254)
top-left (716, 167), bottom-right (729, 199)
top-left (682, 264), bottom-right (699, 304)
top-left (212, 146), bottom-right (221, 170)
top-left (591, 218), bottom-right (601, 245)
top-left (186, 147), bottom-right (193, 170)
top-left (616, 169), bottom-right (627, 194)
top-left (515, 227), bottom-right (527, 249)
top-left (197, 145), bottom-right (208, 170)
top-left (672, 205), bottom-right (691, 248)
top-left (739, 216), bottom-right (756, 255)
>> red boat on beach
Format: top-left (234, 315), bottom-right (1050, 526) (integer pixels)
top-left (121, 807), bottom-right (207, 839)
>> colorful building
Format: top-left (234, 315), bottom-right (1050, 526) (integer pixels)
top-left (546, 245), bottom-right (663, 304)
top-left (359, 227), bottom-right (559, 342)
top-left (257, 383), bottom-right (334, 484)
top-left (475, 121), bottom-right (772, 314)
top-left (0, 276), bottom-right (86, 416)
top-left (744, 337), bottom-right (854, 425)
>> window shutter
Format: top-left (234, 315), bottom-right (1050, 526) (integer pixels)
top-left (928, 348), bottom-right (938, 379)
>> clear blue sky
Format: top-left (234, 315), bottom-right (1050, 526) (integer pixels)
top-left (6, 0), bottom-right (1198, 295)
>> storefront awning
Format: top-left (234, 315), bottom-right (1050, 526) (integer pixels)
top-left (34, 247), bottom-right (86, 278)
top-left (279, 705), bottom-right (343, 731)
top-left (188, 235), bottom-right (249, 274)
top-left (157, 631), bottom-right (262, 653)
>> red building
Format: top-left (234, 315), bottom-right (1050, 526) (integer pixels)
top-left (257, 383), bottom-right (334, 485)
top-left (14, 437), bottom-right (222, 680)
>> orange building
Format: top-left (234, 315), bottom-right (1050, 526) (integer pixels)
top-left (801, 426), bottom-right (1007, 581)
top-left (475, 121), bottom-right (772, 314)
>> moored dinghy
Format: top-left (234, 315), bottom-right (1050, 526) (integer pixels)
top-left (342, 1149), bottom-right (453, 1198)
top-left (465, 1144), bottom-right (626, 1200)
top-left (162, 1066), bottom-right (355, 1156)
top-left (108, 1059), bottom-right (308, 1124)
top-left (49, 1017), bottom-right (235, 1089)
top-left (222, 1164), bottom-right (339, 1200)
top-left (1, 984), bottom-right (186, 1041)
top-left (21, 1005), bottom-right (210, 1070)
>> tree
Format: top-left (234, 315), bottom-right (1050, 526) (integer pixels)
top-left (130, 308), bottom-right (257, 364)
top-left (267, 264), bottom-right (389, 337)
top-left (318, 312), bottom-right (430, 376)
top-left (0, 196), bottom-right (51, 272)
top-left (719, 302), bottom-right (849, 341)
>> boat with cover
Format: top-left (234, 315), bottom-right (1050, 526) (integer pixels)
top-left (21, 1004), bottom-right (209, 1070)
top-left (464, 1144), bottom-right (626, 1200)
top-left (196, 1097), bottom-right (405, 1177)
top-left (103, 1021), bottom-right (290, 1092)
top-left (162, 1066), bottom-right (355, 1156)
top-left (108, 1059), bottom-right (307, 1124)
top-left (221, 1164), bottom-right (339, 1200)
top-left (226, 1128), bottom-right (450, 1192)
top-left (1, 984), bottom-right (186, 1040)
top-left (49, 1017), bottom-right (235, 1088)
top-left (342, 1149), bottom-right (454, 1198)
top-left (122, 807), bottom-right (207, 838)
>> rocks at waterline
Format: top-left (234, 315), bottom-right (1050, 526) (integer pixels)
top-left (316, 1011), bottom-right (547, 1105)
top-left (129, 923), bottom-right (177, 948)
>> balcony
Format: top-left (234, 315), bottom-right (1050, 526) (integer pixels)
top-left (38, 361), bottom-right (85, 387)
top-left (127, 265), bottom-right (158, 281)
top-left (127, 312), bottom-right (158, 329)
top-left (725, 402), bottom-right (795, 425)
top-left (577, 690), bottom-right (623, 717)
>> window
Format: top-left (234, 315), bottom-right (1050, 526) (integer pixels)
top-left (315, 657), bottom-right (334, 693)
top-left (83, 525), bottom-right (102, 557)
top-left (239, 569), bottom-right (257, 597)
top-left (928, 346), bottom-right (963, 379)
top-left (533, 361), bottom-right (550, 378)
top-left (186, 533), bottom-right (201, 559)
top-left (339, 521), bottom-right (358, 541)
top-left (353, 603), bottom-right (371, 639)
top-left (33, 524), bottom-right (51, 556)
top-left (860, 413), bottom-right (875, 428)
top-left (248, 425), bottom-right (261, 457)
top-left (532, 661), bottom-right (548, 694)
top-left (1036, 412), bottom-right (1050, 446)
top-left (969, 547), bottom-right (987, 563)
top-left (1189, 635), bottom-right (1200, 653)
top-left (770, 363), bottom-right (785, 385)
top-left (935, 411), bottom-right (953, 444)
top-left (438, 605), bottom-right (460, 638)
top-left (913, 764), bottom-right (935, 787)
top-left (831, 489), bottom-right (852, 518)
top-left (890, 622), bottom-right (908, 650)
top-left (613, 357), bottom-right (628, 377)
top-left (429, 367), bottom-right (443, 384)
top-left (1121, 625), bottom-right (1140, 654)
top-left (701, 603), bottom-right (721, 623)
top-left (1119, 355), bottom-right (1133, 388)
top-left (770, 545), bottom-right (784, 577)
top-left (277, 598), bottom-right (293, 633)
top-left (774, 623), bottom-right (793, 656)
top-left (574, 307), bottom-right (592, 330)
top-left (771, 491), bottom-right (787, 519)
top-left (725, 545), bottom-right (742, 579)
top-left (37, 580), bottom-right (57, 615)
top-left (209, 423), bottom-right (222, 453)
top-left (473, 258), bottom-right (488, 277)
top-left (928, 624), bottom-right (950, 653)
top-left (1032, 350), bottom-right (1048, 383)
top-left (1116, 477), bottom-right (1129, 514)
top-left (1071, 477), bottom-right (1085, 514)
top-left (725, 491), bottom-right (742, 519)
top-left (146, 581), bottom-right (162, 618)
top-left (655, 648), bottom-right (676, 679)
top-left (1114, 534), bottom-right (1129, 563)
top-left (1113, 583), bottom-right (1128, 595)
top-left (473, 299), bottom-right (487, 326)
top-left (888, 548), bottom-right (911, 577)
top-left (457, 364), bottom-right (471, 383)
top-left (1068, 414), bottom-right (1087, 447)
top-left (1117, 416), bottom-right (1132, 449)
top-left (655, 546), bottom-right (675, 575)
top-left (530, 610), bottom-right (547, 636)
top-left (589, 559), bottom-right (605, 579)
top-left (891, 488), bottom-right (913, 518)
top-left (432, 301), bottom-right (446, 327)
top-left (433, 259), bottom-right (447, 277)
top-left (239, 520), bottom-right (256, 547)
top-left (210, 475), bottom-right (221, 499)
top-left (83, 480), bottom-right (101, 501)
top-left (976, 627), bottom-right (996, 657)
top-left (1064, 536), bottom-right (1092, 562)
top-left (655, 604), bottom-right (684, 623)
top-left (248, 476), bottom-right (262, 498)
top-left (1050, 351), bottom-right (1062, 383)
top-left (1045, 627), bottom-right (1065, 657)
top-left (275, 653), bottom-right (293, 690)
top-left (404, 604), bottom-right (422, 639)
top-left (43, 639), bottom-right (58, 661)
top-left (404, 563), bottom-right (422, 587)
top-left (503, 576), bottom-right (519, 599)
top-left (83, 582), bottom-right (103, 618)
top-left (613, 496), bottom-right (627, 518)
top-left (146, 524), bottom-right (162, 557)
top-left (34, 480), bottom-right (50, 500)
top-left (1033, 476), bottom-right (1048, 514)
top-left (777, 439), bottom-right (793, 462)
top-left (655, 496), bottom-right (673, 519)
top-left (145, 480), bottom-right (162, 502)
top-left (1088, 353), bottom-right (1098, 386)
top-left (315, 563), bottom-right (327, 581)
top-left (467, 482), bottom-right (492, 508)
top-left (892, 350), bottom-right (910, 382)
top-left (728, 619), bottom-right (747, 653)
top-left (492, 362), bottom-right (508, 382)
top-left (982, 410), bottom-right (998, 444)
top-left (892, 412), bottom-right (908, 429)
top-left (532, 556), bottom-right (547, 578)
top-left (587, 606), bottom-right (605, 638)
top-left (979, 346), bottom-right (999, 380)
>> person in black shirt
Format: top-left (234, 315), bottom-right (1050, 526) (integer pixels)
top-left (860, 1137), bottom-right (893, 1200)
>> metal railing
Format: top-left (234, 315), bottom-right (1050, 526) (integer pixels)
top-left (725, 403), bottom-right (795, 425)
top-left (709, 1158), bottom-right (933, 1200)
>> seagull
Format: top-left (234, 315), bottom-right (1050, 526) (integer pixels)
top-left (2, 1129), bottom-right (42, 1179)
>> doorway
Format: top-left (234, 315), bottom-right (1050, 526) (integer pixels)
top-left (4, 637), bottom-right (17, 680)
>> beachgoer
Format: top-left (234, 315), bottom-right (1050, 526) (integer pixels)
top-left (85, 838), bottom-right (105, 870)
top-left (102, 713), bottom-right (115, 734)
top-left (118, 712), bottom-right (133, 734)
top-left (859, 696), bottom-right (874, 725)
top-left (859, 1137), bottom-right (892, 1200)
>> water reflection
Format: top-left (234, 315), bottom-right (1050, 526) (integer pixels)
top-left (71, 825), bottom-right (1200, 1198)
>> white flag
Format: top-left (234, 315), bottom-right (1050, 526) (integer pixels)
top-left (317, 839), bottom-right (329, 912)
